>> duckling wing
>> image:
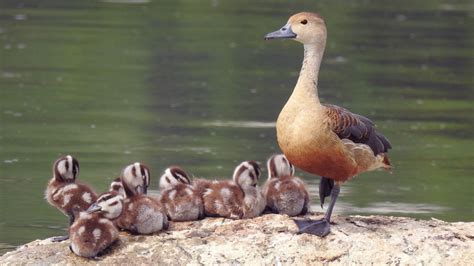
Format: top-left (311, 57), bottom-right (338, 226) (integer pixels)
top-left (323, 104), bottom-right (391, 155)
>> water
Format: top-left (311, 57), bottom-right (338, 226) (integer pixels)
top-left (1, 0), bottom-right (473, 254)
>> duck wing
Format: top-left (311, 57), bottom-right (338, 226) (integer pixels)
top-left (323, 104), bottom-right (391, 155)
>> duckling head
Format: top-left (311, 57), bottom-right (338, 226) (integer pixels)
top-left (87, 192), bottom-right (123, 219)
top-left (264, 12), bottom-right (326, 46)
top-left (121, 162), bottom-right (150, 196)
top-left (53, 155), bottom-right (79, 182)
top-left (109, 177), bottom-right (126, 198)
top-left (159, 166), bottom-right (191, 190)
top-left (267, 154), bottom-right (295, 180)
top-left (233, 161), bottom-right (261, 187)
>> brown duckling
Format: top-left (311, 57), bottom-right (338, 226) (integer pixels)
top-left (115, 162), bottom-right (168, 234)
top-left (45, 155), bottom-right (98, 242)
top-left (202, 161), bottom-right (266, 219)
top-left (263, 154), bottom-right (310, 216)
top-left (69, 192), bottom-right (123, 259)
top-left (159, 166), bottom-right (204, 221)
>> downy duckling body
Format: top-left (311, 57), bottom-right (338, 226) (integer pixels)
top-left (264, 12), bottom-right (392, 236)
top-left (115, 162), bottom-right (168, 234)
top-left (202, 161), bottom-right (266, 219)
top-left (69, 192), bottom-right (123, 259)
top-left (159, 166), bottom-right (204, 221)
top-left (45, 155), bottom-right (98, 242)
top-left (263, 154), bottom-right (310, 216)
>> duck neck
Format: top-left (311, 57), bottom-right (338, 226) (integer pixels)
top-left (292, 43), bottom-right (324, 105)
top-left (240, 184), bottom-right (256, 196)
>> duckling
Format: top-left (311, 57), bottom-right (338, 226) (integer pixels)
top-left (265, 12), bottom-right (392, 236)
top-left (159, 166), bottom-right (204, 221)
top-left (121, 162), bottom-right (150, 195)
top-left (115, 162), bottom-right (168, 234)
top-left (69, 192), bottom-right (123, 259)
top-left (202, 161), bottom-right (266, 219)
top-left (45, 155), bottom-right (98, 242)
top-left (263, 154), bottom-right (310, 216)
top-left (192, 177), bottom-right (213, 197)
top-left (109, 177), bottom-right (125, 198)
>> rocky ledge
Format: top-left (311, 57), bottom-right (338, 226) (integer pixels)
top-left (1, 213), bottom-right (473, 265)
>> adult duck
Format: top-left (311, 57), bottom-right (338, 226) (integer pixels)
top-left (264, 12), bottom-right (392, 237)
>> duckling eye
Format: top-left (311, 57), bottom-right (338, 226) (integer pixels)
top-left (301, 19), bottom-right (308, 25)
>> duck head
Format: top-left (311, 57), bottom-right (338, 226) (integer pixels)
top-left (159, 166), bottom-right (191, 190)
top-left (267, 154), bottom-right (295, 180)
top-left (233, 161), bottom-right (261, 187)
top-left (53, 155), bottom-right (79, 182)
top-left (264, 12), bottom-right (327, 46)
top-left (109, 177), bottom-right (126, 198)
top-left (87, 192), bottom-right (123, 219)
top-left (121, 162), bottom-right (150, 196)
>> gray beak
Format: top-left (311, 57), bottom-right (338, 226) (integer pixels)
top-left (136, 185), bottom-right (147, 194)
top-left (86, 203), bottom-right (101, 214)
top-left (264, 23), bottom-right (296, 40)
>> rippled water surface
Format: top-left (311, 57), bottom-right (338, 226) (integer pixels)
top-left (1, 0), bottom-right (473, 254)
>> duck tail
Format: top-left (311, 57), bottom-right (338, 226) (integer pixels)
top-left (380, 154), bottom-right (393, 174)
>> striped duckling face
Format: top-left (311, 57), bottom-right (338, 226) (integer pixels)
top-left (53, 155), bottom-right (79, 182)
top-left (109, 177), bottom-right (126, 198)
top-left (121, 162), bottom-right (150, 196)
top-left (87, 192), bottom-right (124, 220)
top-left (233, 161), bottom-right (261, 187)
top-left (267, 154), bottom-right (295, 180)
top-left (159, 166), bottom-right (191, 191)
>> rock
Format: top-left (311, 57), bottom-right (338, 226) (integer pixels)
top-left (1, 213), bottom-right (473, 265)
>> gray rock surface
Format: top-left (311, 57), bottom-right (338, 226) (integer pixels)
top-left (1, 213), bottom-right (473, 265)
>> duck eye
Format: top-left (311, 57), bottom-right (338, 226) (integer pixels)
top-left (301, 19), bottom-right (308, 25)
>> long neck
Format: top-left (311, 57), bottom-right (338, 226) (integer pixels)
top-left (291, 43), bottom-right (325, 105)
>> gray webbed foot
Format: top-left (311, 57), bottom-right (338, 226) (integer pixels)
top-left (293, 219), bottom-right (331, 237)
top-left (51, 235), bottom-right (69, 242)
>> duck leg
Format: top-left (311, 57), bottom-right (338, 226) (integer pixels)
top-left (51, 213), bottom-right (74, 242)
top-left (319, 177), bottom-right (334, 208)
top-left (294, 182), bottom-right (340, 237)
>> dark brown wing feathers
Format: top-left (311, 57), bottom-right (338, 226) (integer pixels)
top-left (324, 104), bottom-right (391, 155)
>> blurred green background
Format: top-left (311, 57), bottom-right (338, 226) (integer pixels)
top-left (0, 0), bottom-right (473, 254)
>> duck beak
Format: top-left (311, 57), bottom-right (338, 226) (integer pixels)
top-left (264, 23), bottom-right (296, 40)
top-left (86, 203), bottom-right (101, 214)
top-left (136, 185), bottom-right (147, 194)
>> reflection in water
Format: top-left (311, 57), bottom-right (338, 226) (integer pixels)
top-left (336, 202), bottom-right (450, 215)
top-left (100, 0), bottom-right (151, 3)
top-left (0, 0), bottom-right (473, 254)
top-left (203, 120), bottom-right (276, 128)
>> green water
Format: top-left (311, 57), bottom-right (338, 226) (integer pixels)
top-left (0, 0), bottom-right (473, 254)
